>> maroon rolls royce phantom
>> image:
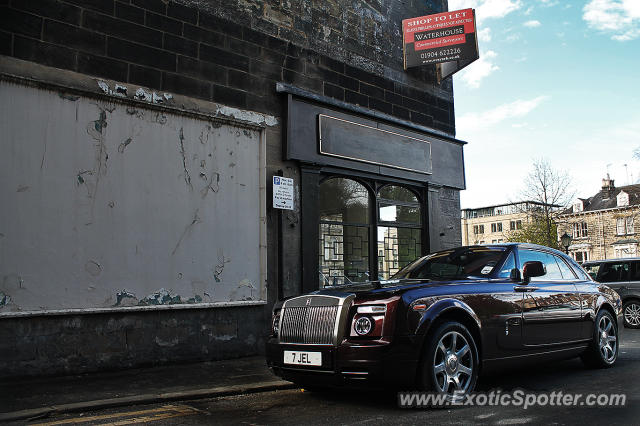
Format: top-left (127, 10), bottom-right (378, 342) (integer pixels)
top-left (266, 243), bottom-right (622, 396)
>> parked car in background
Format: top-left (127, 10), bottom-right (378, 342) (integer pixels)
top-left (583, 258), bottom-right (640, 329)
top-left (267, 243), bottom-right (622, 398)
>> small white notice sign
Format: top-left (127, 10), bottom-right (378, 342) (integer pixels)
top-left (273, 176), bottom-right (294, 210)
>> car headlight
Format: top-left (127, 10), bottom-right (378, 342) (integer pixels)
top-left (272, 312), bottom-right (281, 337)
top-left (354, 316), bottom-right (373, 335)
top-left (356, 305), bottom-right (386, 314)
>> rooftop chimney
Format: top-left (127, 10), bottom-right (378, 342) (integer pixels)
top-left (602, 174), bottom-right (615, 198)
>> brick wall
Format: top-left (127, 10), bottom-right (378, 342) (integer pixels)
top-left (0, 0), bottom-right (455, 134)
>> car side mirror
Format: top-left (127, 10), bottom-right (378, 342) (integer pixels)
top-left (522, 261), bottom-right (545, 283)
top-left (510, 268), bottom-right (521, 282)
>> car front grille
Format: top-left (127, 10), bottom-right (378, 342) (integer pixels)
top-left (280, 304), bottom-right (340, 345)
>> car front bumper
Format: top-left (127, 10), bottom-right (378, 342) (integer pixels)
top-left (265, 336), bottom-right (419, 388)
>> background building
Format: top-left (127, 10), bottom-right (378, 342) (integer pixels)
top-left (558, 177), bottom-right (639, 262)
top-left (0, 0), bottom-right (466, 377)
top-left (460, 201), bottom-right (550, 245)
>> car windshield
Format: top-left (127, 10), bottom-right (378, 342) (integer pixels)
top-left (391, 246), bottom-right (508, 281)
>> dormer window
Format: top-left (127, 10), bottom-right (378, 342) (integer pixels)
top-left (573, 200), bottom-right (583, 212)
top-left (617, 191), bottom-right (629, 207)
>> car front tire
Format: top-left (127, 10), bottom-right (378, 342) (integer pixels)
top-left (419, 321), bottom-right (479, 400)
top-left (581, 309), bottom-right (618, 368)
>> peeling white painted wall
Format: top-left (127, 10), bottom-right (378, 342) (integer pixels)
top-left (0, 81), bottom-right (266, 313)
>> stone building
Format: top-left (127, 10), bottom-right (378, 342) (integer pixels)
top-left (461, 201), bottom-right (548, 246)
top-left (558, 177), bottom-right (640, 262)
top-left (0, 0), bottom-right (466, 377)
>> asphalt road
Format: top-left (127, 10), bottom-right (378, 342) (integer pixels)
top-left (28, 329), bottom-right (640, 425)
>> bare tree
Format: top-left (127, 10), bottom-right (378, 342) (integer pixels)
top-left (510, 158), bottom-right (574, 248)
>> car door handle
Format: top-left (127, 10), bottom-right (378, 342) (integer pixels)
top-left (514, 285), bottom-right (539, 292)
top-left (507, 317), bottom-right (521, 325)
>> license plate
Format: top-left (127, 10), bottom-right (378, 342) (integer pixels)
top-left (284, 350), bottom-right (322, 366)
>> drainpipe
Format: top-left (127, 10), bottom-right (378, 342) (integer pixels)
top-left (600, 211), bottom-right (606, 259)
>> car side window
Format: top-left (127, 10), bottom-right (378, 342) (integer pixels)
top-left (497, 252), bottom-right (515, 278)
top-left (555, 256), bottom-right (577, 280)
top-left (630, 261), bottom-right (640, 281)
top-left (518, 249), bottom-right (563, 281)
top-left (597, 262), bottom-right (629, 283)
top-left (583, 263), bottom-right (599, 280)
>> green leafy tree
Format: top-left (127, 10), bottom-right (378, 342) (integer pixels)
top-left (506, 218), bottom-right (560, 249)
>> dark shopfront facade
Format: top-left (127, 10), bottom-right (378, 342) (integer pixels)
top-left (278, 85), bottom-right (466, 297)
top-left (0, 0), bottom-right (466, 377)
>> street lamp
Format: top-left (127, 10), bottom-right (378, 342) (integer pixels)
top-left (560, 232), bottom-right (572, 254)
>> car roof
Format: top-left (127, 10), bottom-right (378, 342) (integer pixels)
top-left (476, 242), bottom-right (569, 256)
top-left (583, 258), bottom-right (640, 265)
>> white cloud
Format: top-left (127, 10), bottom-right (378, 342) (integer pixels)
top-left (524, 20), bottom-right (542, 27)
top-left (448, 0), bottom-right (522, 23)
top-left (506, 32), bottom-right (521, 42)
top-left (539, 0), bottom-right (559, 7)
top-left (583, 0), bottom-right (640, 41)
top-left (477, 27), bottom-right (492, 41)
top-left (612, 28), bottom-right (640, 40)
top-left (459, 50), bottom-right (499, 88)
top-left (457, 96), bottom-right (549, 130)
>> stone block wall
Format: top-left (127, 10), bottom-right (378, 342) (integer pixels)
top-left (0, 0), bottom-right (455, 134)
top-left (558, 207), bottom-right (640, 260)
top-left (0, 0), bottom-right (461, 378)
top-left (0, 306), bottom-right (266, 377)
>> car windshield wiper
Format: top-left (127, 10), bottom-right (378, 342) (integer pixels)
top-left (325, 281), bottom-right (375, 289)
top-left (382, 278), bottom-right (431, 285)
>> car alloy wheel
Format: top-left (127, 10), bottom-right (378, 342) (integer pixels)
top-left (598, 313), bottom-right (618, 364)
top-left (433, 330), bottom-right (474, 393)
top-left (623, 301), bottom-right (640, 328)
top-left (581, 309), bottom-right (618, 368)
top-left (421, 321), bottom-right (478, 398)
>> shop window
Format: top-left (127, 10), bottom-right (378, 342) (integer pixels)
top-left (377, 185), bottom-right (422, 280)
top-left (319, 178), bottom-right (370, 287)
top-left (318, 178), bottom-right (423, 286)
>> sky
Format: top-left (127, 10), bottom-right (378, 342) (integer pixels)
top-left (447, 0), bottom-right (640, 209)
